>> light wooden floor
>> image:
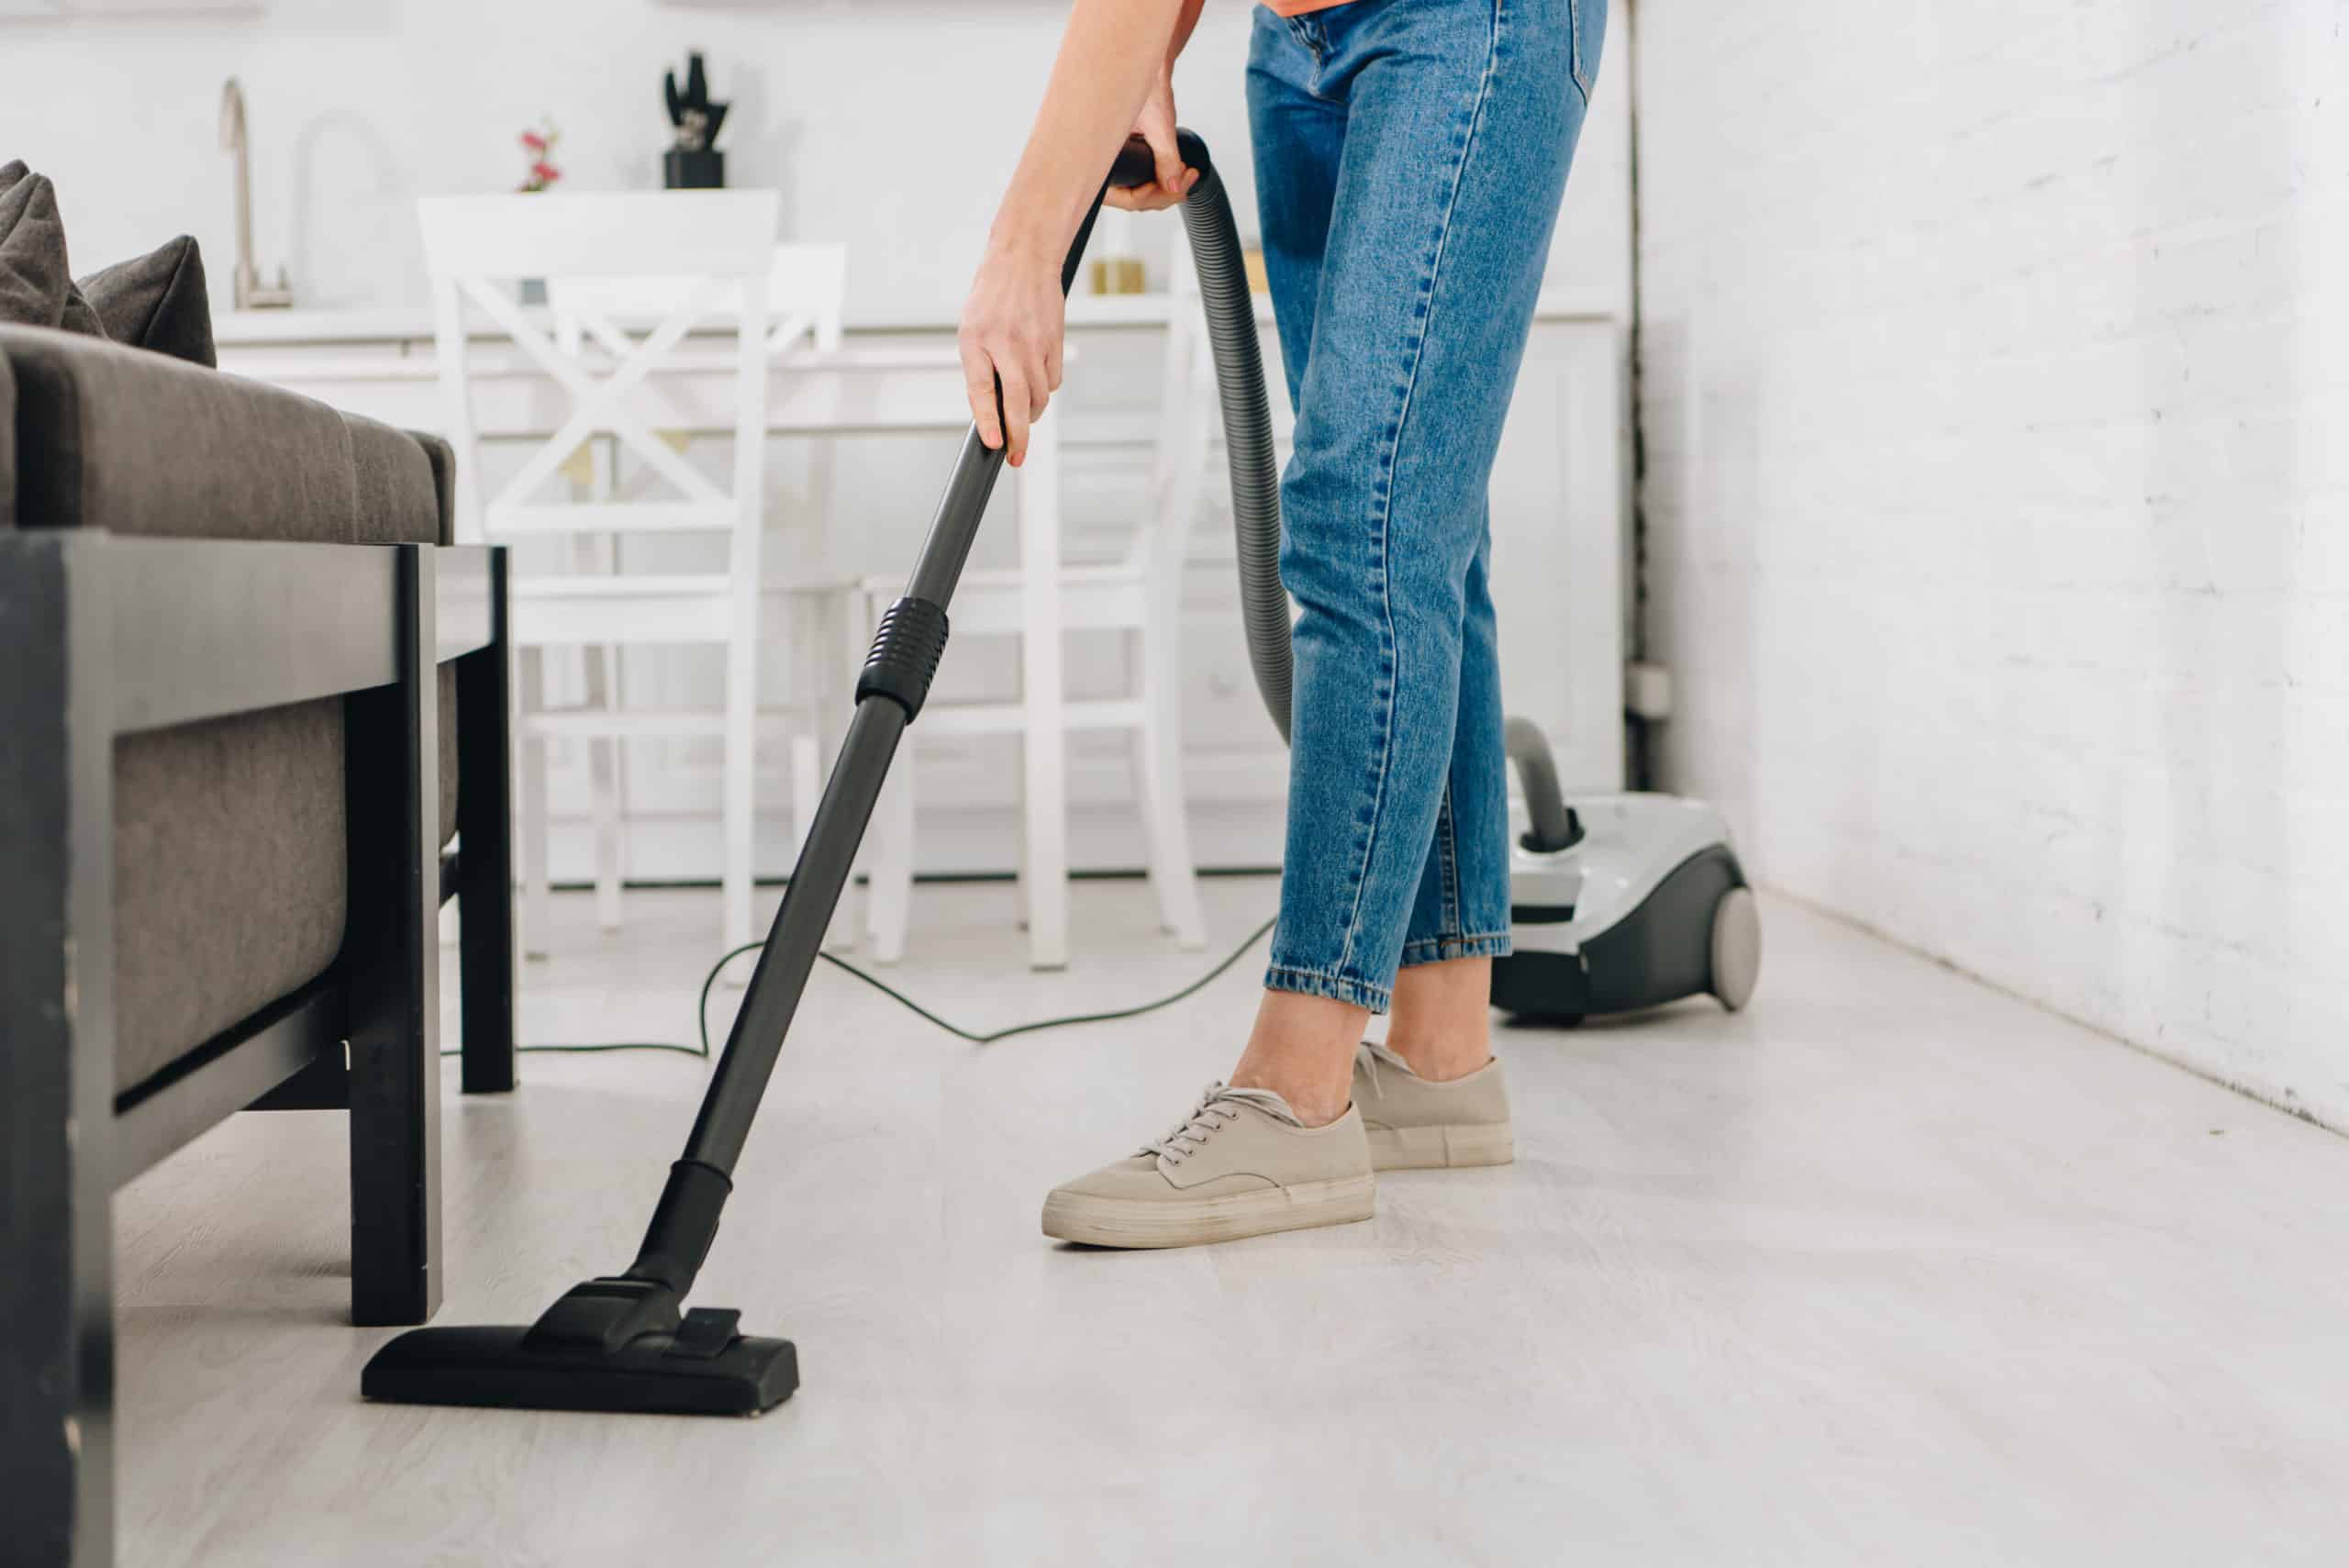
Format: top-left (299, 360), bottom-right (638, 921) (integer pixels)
top-left (117, 878), bottom-right (2349, 1565)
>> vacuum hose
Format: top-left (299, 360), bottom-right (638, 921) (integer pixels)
top-left (1108, 133), bottom-right (1291, 741)
top-left (1506, 717), bottom-right (1583, 852)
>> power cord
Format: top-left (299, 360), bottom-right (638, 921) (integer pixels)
top-left (448, 915), bottom-right (1278, 1062)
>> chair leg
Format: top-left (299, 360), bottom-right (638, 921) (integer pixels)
top-left (720, 638), bottom-right (757, 958)
top-left (456, 549), bottom-right (517, 1095)
top-left (574, 454), bottom-right (625, 931)
top-left (828, 588), bottom-right (871, 953)
top-left (1021, 722), bottom-right (1070, 972)
top-left (344, 545), bottom-right (443, 1328)
top-left (590, 729), bottom-right (624, 931)
top-left (1011, 751), bottom-right (1031, 932)
top-left (789, 734), bottom-right (821, 860)
top-left (518, 648), bottom-right (552, 961)
top-left (585, 654), bottom-right (624, 933)
top-left (1132, 628), bottom-right (1207, 949)
top-left (1017, 422), bottom-right (1071, 971)
top-left (0, 531), bottom-right (117, 1567)
top-left (868, 753), bottom-right (915, 965)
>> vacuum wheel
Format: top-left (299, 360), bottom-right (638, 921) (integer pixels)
top-left (1709, 886), bottom-right (1762, 1011)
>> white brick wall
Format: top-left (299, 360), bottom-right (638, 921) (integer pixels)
top-left (1634, 1), bottom-right (2349, 1124)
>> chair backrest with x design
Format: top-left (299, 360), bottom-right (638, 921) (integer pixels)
top-left (547, 242), bottom-right (847, 366)
top-left (416, 190), bottom-right (780, 555)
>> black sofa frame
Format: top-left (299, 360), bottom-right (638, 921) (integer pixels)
top-left (1, 532), bottom-right (514, 1567)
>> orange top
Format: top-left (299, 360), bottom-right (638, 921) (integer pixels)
top-left (1264, 0), bottom-right (1357, 13)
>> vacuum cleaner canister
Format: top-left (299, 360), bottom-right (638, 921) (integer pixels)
top-left (1490, 724), bottom-right (1762, 1024)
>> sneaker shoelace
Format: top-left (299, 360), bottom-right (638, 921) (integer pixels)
top-left (1141, 1083), bottom-right (1298, 1164)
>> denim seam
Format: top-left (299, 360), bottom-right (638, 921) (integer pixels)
top-left (1567, 1), bottom-right (1592, 106)
top-left (1265, 962), bottom-right (1394, 1013)
top-left (1398, 930), bottom-right (1514, 967)
top-left (1428, 788), bottom-right (1446, 939)
top-left (1330, 0), bottom-right (1507, 981)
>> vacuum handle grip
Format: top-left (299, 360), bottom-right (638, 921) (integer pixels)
top-left (1107, 128), bottom-right (1216, 191)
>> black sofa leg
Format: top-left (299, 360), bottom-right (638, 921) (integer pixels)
top-left (456, 547), bottom-right (516, 1095)
top-left (1, 534), bottom-right (119, 1565)
top-left (344, 545), bottom-right (443, 1327)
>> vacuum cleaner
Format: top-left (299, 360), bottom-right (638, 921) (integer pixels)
top-left (1492, 718), bottom-right (1760, 1024)
top-left (362, 128), bottom-right (1754, 1418)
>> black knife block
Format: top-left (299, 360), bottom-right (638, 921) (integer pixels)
top-left (664, 150), bottom-right (725, 190)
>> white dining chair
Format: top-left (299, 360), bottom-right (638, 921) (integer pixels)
top-left (537, 245), bottom-right (853, 942)
top-left (852, 261), bottom-right (1216, 964)
top-left (417, 190), bottom-right (781, 957)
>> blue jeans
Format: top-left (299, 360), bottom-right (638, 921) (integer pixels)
top-left (1248, 0), bottom-right (1603, 1012)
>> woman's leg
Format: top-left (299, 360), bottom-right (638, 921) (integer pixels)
top-left (1387, 522), bottom-right (1508, 1082)
top-left (1035, 0), bottom-right (1606, 1246)
top-left (1240, 0), bottom-right (1602, 1121)
top-left (1229, 9), bottom-right (1370, 1128)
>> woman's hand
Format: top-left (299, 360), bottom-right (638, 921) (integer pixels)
top-left (959, 240), bottom-right (1066, 467)
top-left (1105, 71), bottom-right (1199, 213)
top-left (956, 0), bottom-right (1199, 459)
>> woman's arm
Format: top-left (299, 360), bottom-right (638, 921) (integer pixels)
top-left (1108, 0), bottom-right (1210, 215)
top-left (960, 0), bottom-right (1196, 465)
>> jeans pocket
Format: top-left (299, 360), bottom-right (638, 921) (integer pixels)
top-left (1568, 0), bottom-right (1607, 103)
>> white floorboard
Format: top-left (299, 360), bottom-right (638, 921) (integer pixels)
top-left (114, 879), bottom-right (2349, 1565)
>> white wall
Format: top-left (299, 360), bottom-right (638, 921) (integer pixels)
top-left (1635, 1), bottom-right (2349, 1124)
top-left (0, 0), bottom-right (1631, 323)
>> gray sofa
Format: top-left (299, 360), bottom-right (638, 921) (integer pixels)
top-left (12, 324), bottom-right (462, 1081)
top-left (0, 319), bottom-right (515, 1566)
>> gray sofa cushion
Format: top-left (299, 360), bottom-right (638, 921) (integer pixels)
top-left (113, 705), bottom-right (350, 1092)
top-left (347, 409), bottom-right (438, 546)
top-left (411, 429), bottom-right (459, 545)
top-left (0, 165), bottom-right (105, 339)
top-left (77, 234), bottom-right (217, 368)
top-left (4, 326), bottom-right (356, 539)
top-left (1, 326), bottom-right (463, 1093)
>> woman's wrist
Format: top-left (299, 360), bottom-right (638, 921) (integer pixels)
top-left (986, 183), bottom-right (1089, 273)
top-left (984, 224), bottom-right (1064, 281)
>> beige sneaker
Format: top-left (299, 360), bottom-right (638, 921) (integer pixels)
top-left (1353, 1040), bottom-right (1515, 1170)
top-left (1041, 1084), bottom-right (1375, 1249)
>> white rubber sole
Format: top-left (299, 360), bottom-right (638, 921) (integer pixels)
top-left (1365, 1122), bottom-right (1516, 1171)
top-left (1041, 1173), bottom-right (1376, 1250)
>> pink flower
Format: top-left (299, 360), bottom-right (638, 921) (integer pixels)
top-left (521, 129), bottom-right (548, 151)
top-left (531, 161), bottom-right (561, 184)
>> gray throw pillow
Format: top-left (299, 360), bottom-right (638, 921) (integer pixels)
top-left (78, 234), bottom-right (217, 368)
top-left (0, 161), bottom-right (106, 338)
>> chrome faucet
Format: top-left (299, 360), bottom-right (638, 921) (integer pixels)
top-left (219, 78), bottom-right (294, 310)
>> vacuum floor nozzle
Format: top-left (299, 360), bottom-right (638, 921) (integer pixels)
top-left (362, 1292), bottom-right (797, 1417)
